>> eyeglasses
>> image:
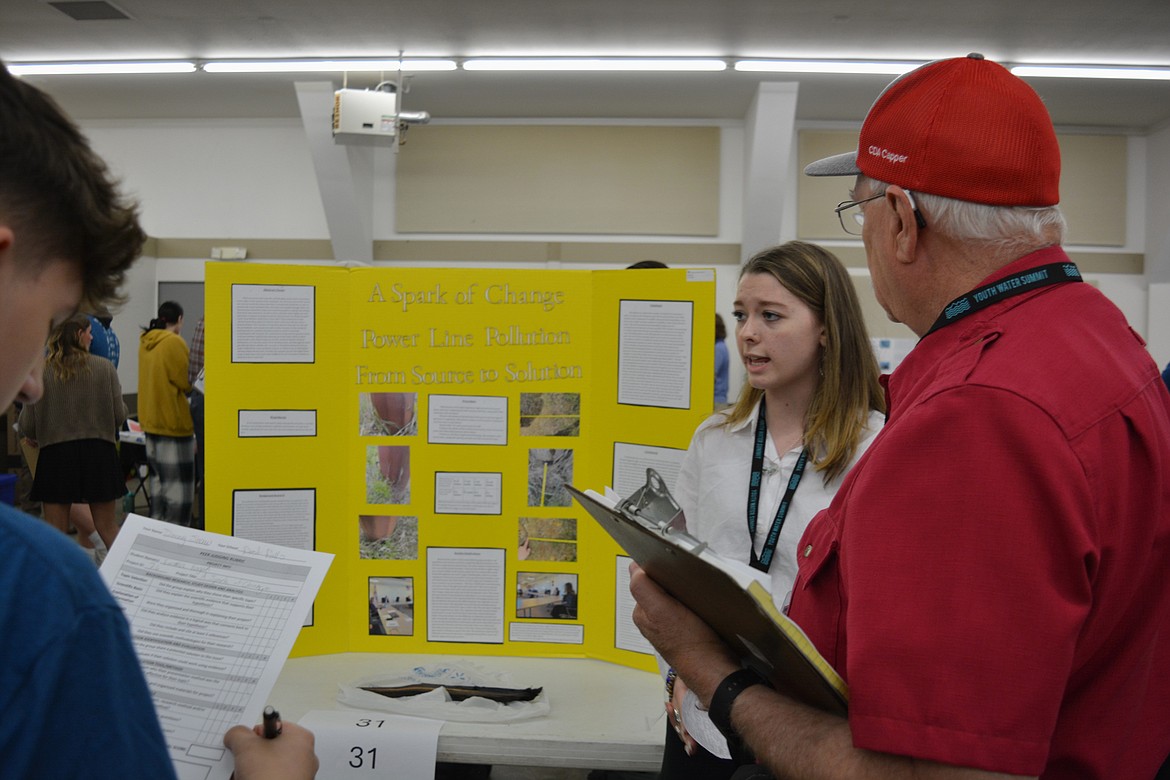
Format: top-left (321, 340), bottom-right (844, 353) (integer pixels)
top-left (834, 191), bottom-right (886, 235)
top-left (834, 189), bottom-right (928, 235)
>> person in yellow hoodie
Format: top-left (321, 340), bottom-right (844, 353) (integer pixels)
top-left (138, 300), bottom-right (194, 526)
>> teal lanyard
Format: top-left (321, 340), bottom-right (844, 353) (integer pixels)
top-left (746, 399), bottom-right (809, 573)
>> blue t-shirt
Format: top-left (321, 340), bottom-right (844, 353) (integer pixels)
top-left (714, 339), bottom-right (730, 404)
top-left (0, 504), bottom-right (175, 778)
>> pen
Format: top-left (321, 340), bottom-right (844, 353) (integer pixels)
top-left (262, 705), bottom-right (282, 739)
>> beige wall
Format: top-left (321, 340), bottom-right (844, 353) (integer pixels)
top-left (797, 130), bottom-right (1133, 252)
top-left (395, 125), bottom-right (720, 235)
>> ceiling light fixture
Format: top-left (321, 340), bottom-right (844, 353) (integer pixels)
top-left (734, 60), bottom-right (922, 75)
top-left (9, 61), bottom-right (197, 76)
top-left (1011, 64), bottom-right (1170, 81)
top-left (462, 58), bottom-right (727, 72)
top-left (202, 59), bottom-right (457, 73)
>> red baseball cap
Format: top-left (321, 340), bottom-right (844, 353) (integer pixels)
top-left (805, 54), bottom-right (1061, 207)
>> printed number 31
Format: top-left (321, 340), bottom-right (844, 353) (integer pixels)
top-left (349, 746), bottom-right (377, 769)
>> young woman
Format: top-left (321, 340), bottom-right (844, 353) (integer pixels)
top-left (138, 300), bottom-right (195, 527)
top-left (18, 314), bottom-right (127, 559)
top-left (659, 241), bottom-right (885, 779)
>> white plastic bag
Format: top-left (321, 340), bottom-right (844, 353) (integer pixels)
top-left (336, 662), bottom-right (550, 723)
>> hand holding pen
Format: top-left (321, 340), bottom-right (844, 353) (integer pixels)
top-left (262, 706), bottom-right (282, 739)
top-left (223, 705), bottom-right (318, 780)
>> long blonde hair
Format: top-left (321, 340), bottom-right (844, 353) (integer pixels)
top-left (46, 314), bottom-right (92, 382)
top-left (724, 241), bottom-right (884, 482)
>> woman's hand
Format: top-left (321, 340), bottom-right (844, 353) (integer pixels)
top-left (667, 676), bottom-right (697, 756)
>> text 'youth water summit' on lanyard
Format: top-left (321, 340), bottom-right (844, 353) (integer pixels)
top-left (924, 262), bottom-right (1083, 336)
top-left (746, 398), bottom-right (809, 573)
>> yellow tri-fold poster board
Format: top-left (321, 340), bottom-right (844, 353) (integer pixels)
top-left (203, 263), bottom-right (714, 671)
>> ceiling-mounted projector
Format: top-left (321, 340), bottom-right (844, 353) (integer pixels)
top-left (333, 87), bottom-right (398, 142)
top-left (332, 86), bottom-right (431, 145)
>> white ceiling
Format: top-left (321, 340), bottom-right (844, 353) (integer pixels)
top-left (4, 0), bottom-right (1170, 130)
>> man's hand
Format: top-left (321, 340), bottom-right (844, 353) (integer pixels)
top-left (224, 720), bottom-right (318, 780)
top-left (628, 562), bottom-right (739, 705)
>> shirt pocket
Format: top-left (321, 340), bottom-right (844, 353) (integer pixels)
top-left (796, 511), bottom-right (841, 588)
top-left (792, 512), bottom-right (846, 668)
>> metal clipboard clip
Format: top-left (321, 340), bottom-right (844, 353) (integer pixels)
top-left (617, 468), bottom-right (688, 534)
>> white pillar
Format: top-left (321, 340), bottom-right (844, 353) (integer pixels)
top-left (741, 82), bottom-right (799, 263)
top-left (1144, 123), bottom-right (1170, 365)
top-left (294, 81), bottom-right (376, 264)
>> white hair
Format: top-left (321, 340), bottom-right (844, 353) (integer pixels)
top-left (862, 176), bottom-right (1066, 255)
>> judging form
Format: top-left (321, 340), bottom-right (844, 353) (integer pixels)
top-left (101, 514), bottom-right (333, 780)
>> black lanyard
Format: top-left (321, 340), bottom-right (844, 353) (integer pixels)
top-left (746, 399), bottom-right (809, 573)
top-left (924, 262), bottom-right (1083, 336)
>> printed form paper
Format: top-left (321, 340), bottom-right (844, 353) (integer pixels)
top-left (101, 514), bottom-right (333, 780)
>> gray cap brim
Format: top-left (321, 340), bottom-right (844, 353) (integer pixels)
top-left (803, 150), bottom-right (860, 177)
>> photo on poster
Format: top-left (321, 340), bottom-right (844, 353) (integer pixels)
top-left (518, 517), bottom-right (577, 562)
top-left (519, 392), bottom-right (581, 437)
top-left (367, 445), bottom-right (411, 504)
top-left (359, 392), bottom-right (418, 437)
top-left (359, 515), bottom-right (419, 560)
top-left (516, 572), bottom-right (579, 620)
top-left (368, 577), bottom-right (414, 636)
top-left (527, 448), bottom-right (573, 507)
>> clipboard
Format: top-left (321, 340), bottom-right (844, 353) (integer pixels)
top-left (569, 470), bottom-right (848, 716)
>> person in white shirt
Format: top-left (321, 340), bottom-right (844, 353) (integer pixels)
top-left (660, 241), bottom-right (885, 779)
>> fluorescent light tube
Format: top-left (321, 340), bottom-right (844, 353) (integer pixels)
top-left (735, 60), bottom-right (921, 75)
top-left (203, 59), bottom-right (457, 73)
top-left (1011, 65), bottom-right (1170, 81)
top-left (462, 58), bottom-right (727, 72)
top-left (9, 61), bottom-right (197, 76)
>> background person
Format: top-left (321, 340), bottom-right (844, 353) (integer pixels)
top-left (139, 300), bottom-right (196, 527)
top-left (713, 313), bottom-right (729, 408)
top-left (86, 306), bottom-right (120, 367)
top-left (75, 306), bottom-right (122, 551)
top-left (17, 314), bottom-right (127, 561)
top-left (660, 242), bottom-right (884, 779)
top-left (631, 54), bottom-right (1170, 779)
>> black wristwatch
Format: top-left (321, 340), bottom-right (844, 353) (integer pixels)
top-left (707, 668), bottom-right (770, 743)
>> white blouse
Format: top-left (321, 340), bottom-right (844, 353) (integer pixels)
top-left (668, 401), bottom-right (884, 758)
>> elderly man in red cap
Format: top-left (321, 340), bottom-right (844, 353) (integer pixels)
top-left (630, 54), bottom-right (1170, 779)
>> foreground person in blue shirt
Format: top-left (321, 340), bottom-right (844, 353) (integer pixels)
top-left (0, 60), bottom-right (317, 779)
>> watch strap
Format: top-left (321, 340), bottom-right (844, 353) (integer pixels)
top-left (707, 668), bottom-right (769, 742)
